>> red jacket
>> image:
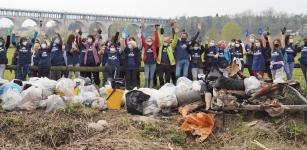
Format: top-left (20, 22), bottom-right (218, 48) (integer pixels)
top-left (141, 31), bottom-right (159, 62)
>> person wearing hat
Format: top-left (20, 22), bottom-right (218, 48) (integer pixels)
top-left (12, 26), bottom-right (38, 81)
top-left (50, 28), bottom-right (63, 81)
top-left (0, 28), bottom-right (12, 79)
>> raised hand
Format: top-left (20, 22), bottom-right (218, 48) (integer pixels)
top-left (175, 27), bottom-right (180, 34)
top-left (98, 28), bottom-right (102, 34)
top-left (122, 32), bottom-right (126, 38)
top-left (160, 28), bottom-right (164, 34)
top-left (267, 27), bottom-right (270, 35)
top-left (140, 26), bottom-right (143, 31)
top-left (138, 32), bottom-right (141, 39)
top-left (245, 29), bottom-right (248, 37)
top-left (281, 27), bottom-right (286, 35)
top-left (258, 28), bottom-right (262, 35)
top-left (197, 23), bottom-right (202, 31)
top-left (120, 38), bottom-right (124, 44)
top-left (33, 26), bottom-right (38, 33)
top-left (76, 28), bottom-right (80, 34)
top-left (12, 28), bottom-right (16, 35)
top-left (118, 26), bottom-right (121, 32)
top-left (54, 28), bottom-right (59, 34)
top-left (94, 26), bottom-right (98, 32)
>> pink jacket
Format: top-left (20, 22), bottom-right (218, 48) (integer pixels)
top-left (270, 60), bottom-right (284, 69)
top-left (83, 42), bottom-right (100, 65)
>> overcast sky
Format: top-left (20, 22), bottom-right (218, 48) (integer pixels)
top-left (0, 0), bottom-right (307, 27)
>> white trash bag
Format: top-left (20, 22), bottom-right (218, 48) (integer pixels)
top-left (274, 67), bottom-right (286, 83)
top-left (91, 98), bottom-right (108, 110)
top-left (156, 94), bottom-right (177, 108)
top-left (142, 99), bottom-right (161, 115)
top-left (45, 95), bottom-right (65, 112)
top-left (192, 81), bottom-right (201, 91)
top-left (159, 83), bottom-right (177, 95)
top-left (176, 77), bottom-right (193, 93)
top-left (244, 76), bottom-right (262, 96)
top-left (0, 88), bottom-right (22, 110)
top-left (18, 86), bottom-right (42, 110)
top-left (56, 78), bottom-right (75, 97)
top-left (99, 87), bottom-right (107, 98)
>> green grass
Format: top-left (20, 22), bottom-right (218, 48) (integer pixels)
top-left (4, 48), bottom-right (307, 89)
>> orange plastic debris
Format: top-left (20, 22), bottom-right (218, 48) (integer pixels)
top-left (177, 107), bottom-right (215, 143)
top-left (178, 106), bottom-right (190, 117)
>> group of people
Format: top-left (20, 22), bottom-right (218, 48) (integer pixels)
top-left (1, 20), bottom-right (307, 90)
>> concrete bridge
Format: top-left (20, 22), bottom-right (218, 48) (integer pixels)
top-left (0, 8), bottom-right (170, 39)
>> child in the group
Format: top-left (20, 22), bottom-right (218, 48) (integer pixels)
top-left (186, 41), bottom-right (205, 81)
top-left (36, 40), bottom-right (54, 78)
top-left (12, 27), bottom-right (38, 81)
top-left (0, 30), bottom-right (11, 79)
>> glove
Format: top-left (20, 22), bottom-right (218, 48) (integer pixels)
top-left (78, 30), bottom-right (82, 36)
top-left (7, 28), bottom-right (12, 34)
top-left (295, 41), bottom-right (300, 45)
top-left (160, 28), bottom-right (164, 34)
top-left (240, 42), bottom-right (244, 48)
top-left (51, 37), bottom-right (56, 42)
top-left (142, 32), bottom-right (146, 39)
top-left (267, 27), bottom-right (270, 35)
top-left (281, 27), bottom-right (286, 35)
top-left (258, 28), bottom-right (262, 35)
top-left (98, 28), bottom-right (102, 34)
top-left (245, 29), bottom-right (248, 37)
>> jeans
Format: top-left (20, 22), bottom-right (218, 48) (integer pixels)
top-left (144, 63), bottom-right (156, 88)
top-left (191, 68), bottom-right (203, 81)
top-left (300, 63), bottom-right (307, 85)
top-left (158, 64), bottom-right (172, 87)
top-left (68, 63), bottom-right (80, 79)
top-left (38, 67), bottom-right (50, 78)
top-left (17, 63), bottom-right (30, 81)
top-left (0, 64), bottom-right (6, 79)
top-left (125, 69), bottom-right (138, 90)
top-left (285, 62), bottom-right (295, 80)
top-left (176, 59), bottom-right (190, 79)
top-left (51, 65), bottom-right (62, 81)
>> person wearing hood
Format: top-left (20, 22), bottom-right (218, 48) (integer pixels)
top-left (186, 41), bottom-right (205, 81)
top-left (0, 28), bottom-right (11, 79)
top-left (174, 22), bottom-right (201, 79)
top-left (36, 40), bottom-right (54, 78)
top-left (31, 43), bottom-right (40, 77)
top-left (50, 28), bottom-right (63, 81)
top-left (12, 26), bottom-right (38, 81)
top-left (140, 25), bottom-right (159, 88)
top-left (281, 27), bottom-right (296, 80)
top-left (78, 26), bottom-right (101, 86)
top-left (296, 36), bottom-right (307, 84)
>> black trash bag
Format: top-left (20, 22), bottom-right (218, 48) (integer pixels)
top-left (126, 90), bottom-right (150, 115)
top-left (204, 67), bottom-right (222, 94)
top-left (13, 79), bottom-right (23, 86)
top-left (112, 78), bottom-right (126, 90)
top-left (23, 83), bottom-right (32, 90)
top-left (214, 76), bottom-right (245, 91)
top-left (199, 81), bottom-right (208, 93)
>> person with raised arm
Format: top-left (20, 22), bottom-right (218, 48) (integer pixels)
top-left (140, 25), bottom-right (159, 88)
top-left (65, 33), bottom-right (80, 79)
top-left (281, 27), bottom-right (296, 80)
top-left (50, 28), bottom-right (63, 80)
top-left (296, 36), bottom-right (307, 84)
top-left (245, 30), bottom-right (255, 76)
top-left (12, 26), bottom-right (38, 81)
top-left (266, 27), bottom-right (284, 79)
top-left (0, 28), bottom-right (11, 79)
top-left (250, 28), bottom-right (267, 78)
top-left (156, 26), bottom-right (180, 86)
top-left (78, 26), bottom-right (101, 85)
top-left (174, 22), bottom-right (201, 79)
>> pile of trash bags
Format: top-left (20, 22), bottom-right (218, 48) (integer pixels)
top-left (0, 77), bottom-right (108, 112)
